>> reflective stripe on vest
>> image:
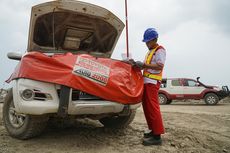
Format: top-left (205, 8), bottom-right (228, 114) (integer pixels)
top-left (143, 45), bottom-right (164, 81)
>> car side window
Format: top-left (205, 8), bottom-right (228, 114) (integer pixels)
top-left (183, 80), bottom-right (189, 86)
top-left (185, 80), bottom-right (197, 87)
top-left (171, 80), bottom-right (180, 86)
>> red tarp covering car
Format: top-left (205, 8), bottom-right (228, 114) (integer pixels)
top-left (7, 52), bottom-right (143, 104)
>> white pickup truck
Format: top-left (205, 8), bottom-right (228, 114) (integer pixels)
top-left (3, 0), bottom-right (141, 140)
top-left (158, 78), bottom-right (229, 105)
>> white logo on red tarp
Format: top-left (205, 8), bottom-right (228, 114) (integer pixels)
top-left (72, 56), bottom-right (110, 86)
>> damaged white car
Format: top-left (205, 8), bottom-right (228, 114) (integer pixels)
top-left (3, 0), bottom-right (141, 139)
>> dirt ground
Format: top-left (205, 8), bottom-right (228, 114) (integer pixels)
top-left (0, 98), bottom-right (230, 153)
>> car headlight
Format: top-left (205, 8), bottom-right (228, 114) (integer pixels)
top-left (21, 89), bottom-right (35, 101)
top-left (20, 89), bottom-right (53, 101)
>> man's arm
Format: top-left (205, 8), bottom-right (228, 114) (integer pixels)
top-left (144, 48), bottom-right (166, 70)
top-left (134, 61), bottom-right (163, 70)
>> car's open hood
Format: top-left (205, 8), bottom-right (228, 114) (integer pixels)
top-left (27, 0), bottom-right (125, 57)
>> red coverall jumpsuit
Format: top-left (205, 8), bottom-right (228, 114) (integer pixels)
top-left (142, 46), bottom-right (165, 135)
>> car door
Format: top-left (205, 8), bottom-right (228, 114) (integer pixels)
top-left (166, 79), bottom-right (184, 99)
top-left (182, 79), bottom-right (205, 99)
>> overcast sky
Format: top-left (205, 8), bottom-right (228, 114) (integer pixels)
top-left (0, 0), bottom-right (230, 89)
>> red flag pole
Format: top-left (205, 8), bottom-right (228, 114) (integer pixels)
top-left (125, 0), bottom-right (130, 58)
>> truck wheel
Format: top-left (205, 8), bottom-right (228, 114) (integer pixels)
top-left (158, 94), bottom-right (168, 105)
top-left (204, 93), bottom-right (219, 105)
top-left (99, 110), bottom-right (136, 128)
top-left (166, 99), bottom-right (172, 104)
top-left (3, 89), bottom-right (48, 140)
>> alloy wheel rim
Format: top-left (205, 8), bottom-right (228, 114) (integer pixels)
top-left (8, 100), bottom-right (26, 128)
top-left (207, 96), bottom-right (216, 104)
top-left (159, 96), bottom-right (164, 104)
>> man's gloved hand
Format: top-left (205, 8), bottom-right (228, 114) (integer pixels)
top-left (122, 59), bottom-right (136, 66)
top-left (135, 61), bottom-right (145, 69)
top-left (122, 59), bottom-right (145, 69)
top-left (128, 59), bottom-right (136, 66)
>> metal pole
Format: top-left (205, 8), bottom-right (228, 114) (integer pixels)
top-left (125, 0), bottom-right (130, 58)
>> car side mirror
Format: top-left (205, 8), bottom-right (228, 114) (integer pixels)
top-left (195, 83), bottom-right (200, 86)
top-left (7, 52), bottom-right (22, 61)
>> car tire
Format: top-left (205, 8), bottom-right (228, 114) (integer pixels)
top-left (3, 88), bottom-right (48, 140)
top-left (166, 99), bottom-right (172, 104)
top-left (204, 93), bottom-right (219, 105)
top-left (158, 94), bottom-right (168, 105)
top-left (99, 110), bottom-right (136, 128)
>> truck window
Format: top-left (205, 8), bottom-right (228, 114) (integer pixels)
top-left (171, 80), bottom-right (180, 86)
top-left (187, 80), bottom-right (197, 87)
top-left (183, 80), bottom-right (197, 87)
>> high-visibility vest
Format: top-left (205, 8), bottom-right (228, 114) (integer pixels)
top-left (143, 45), bottom-right (164, 81)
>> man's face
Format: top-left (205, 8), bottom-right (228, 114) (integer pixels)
top-left (146, 39), bottom-right (157, 50)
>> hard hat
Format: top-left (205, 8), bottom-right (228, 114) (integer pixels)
top-left (142, 28), bottom-right (158, 42)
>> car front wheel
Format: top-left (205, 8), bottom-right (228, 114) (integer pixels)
top-left (204, 93), bottom-right (219, 105)
top-left (3, 89), bottom-right (48, 139)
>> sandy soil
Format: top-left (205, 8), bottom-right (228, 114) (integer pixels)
top-left (0, 99), bottom-right (230, 153)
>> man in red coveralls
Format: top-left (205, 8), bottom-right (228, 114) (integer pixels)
top-left (134, 28), bottom-right (166, 145)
